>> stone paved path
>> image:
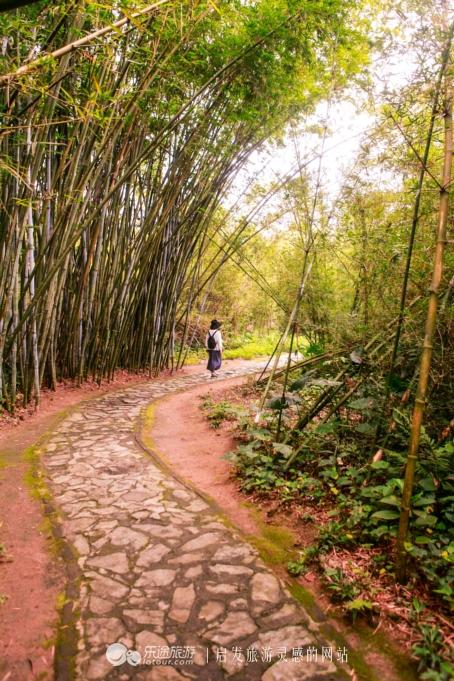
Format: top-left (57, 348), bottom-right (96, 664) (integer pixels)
top-left (39, 362), bottom-right (351, 680)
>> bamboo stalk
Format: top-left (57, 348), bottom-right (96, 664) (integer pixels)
top-left (383, 21), bottom-right (454, 405)
top-left (395, 75), bottom-right (453, 583)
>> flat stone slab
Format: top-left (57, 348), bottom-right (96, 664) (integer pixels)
top-left (136, 543), bottom-right (171, 566)
top-left (204, 611), bottom-right (257, 645)
top-left (180, 532), bottom-right (222, 552)
top-left (109, 526), bottom-right (149, 551)
top-left (136, 569), bottom-right (176, 587)
top-left (86, 552), bottom-right (129, 574)
top-left (251, 572), bottom-right (282, 604)
top-left (168, 584), bottom-right (196, 623)
top-left (40, 361), bottom-right (351, 680)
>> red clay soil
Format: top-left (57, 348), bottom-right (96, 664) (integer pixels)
top-left (151, 375), bottom-right (262, 536)
top-left (0, 359), bottom-right (254, 681)
top-left (0, 458), bottom-right (61, 681)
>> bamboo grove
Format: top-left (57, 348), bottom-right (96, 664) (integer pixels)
top-left (0, 0), bottom-right (366, 409)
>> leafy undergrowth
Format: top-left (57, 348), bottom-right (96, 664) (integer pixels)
top-left (200, 374), bottom-right (454, 681)
top-left (200, 397), bottom-right (248, 429)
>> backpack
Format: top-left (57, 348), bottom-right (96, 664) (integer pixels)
top-left (207, 330), bottom-right (217, 350)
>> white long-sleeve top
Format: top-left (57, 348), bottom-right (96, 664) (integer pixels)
top-left (205, 329), bottom-right (223, 352)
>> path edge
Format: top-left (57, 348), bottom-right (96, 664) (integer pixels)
top-left (134, 385), bottom-right (374, 681)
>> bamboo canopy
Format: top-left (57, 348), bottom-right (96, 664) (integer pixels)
top-left (0, 0), bottom-right (362, 409)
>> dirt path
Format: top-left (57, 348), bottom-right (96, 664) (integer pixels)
top-left (151, 376), bottom-right (261, 537)
top-left (4, 359), bottom-right (358, 681)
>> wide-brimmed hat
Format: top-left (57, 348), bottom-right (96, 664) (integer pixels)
top-left (210, 319), bottom-right (222, 329)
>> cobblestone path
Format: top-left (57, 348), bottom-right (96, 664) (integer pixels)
top-left (40, 362), bottom-right (351, 681)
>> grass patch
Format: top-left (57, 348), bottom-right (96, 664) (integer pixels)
top-left (179, 332), bottom-right (307, 364)
top-left (224, 341), bottom-right (275, 360)
top-left (223, 332), bottom-right (293, 360)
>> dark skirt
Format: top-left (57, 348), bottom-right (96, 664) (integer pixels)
top-left (207, 350), bottom-right (222, 372)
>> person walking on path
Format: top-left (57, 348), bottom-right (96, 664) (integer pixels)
top-left (206, 319), bottom-right (223, 378)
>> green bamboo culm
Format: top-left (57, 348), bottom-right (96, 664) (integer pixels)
top-left (395, 71), bottom-right (453, 583)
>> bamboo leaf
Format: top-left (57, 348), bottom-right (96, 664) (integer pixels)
top-left (370, 510), bottom-right (400, 521)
